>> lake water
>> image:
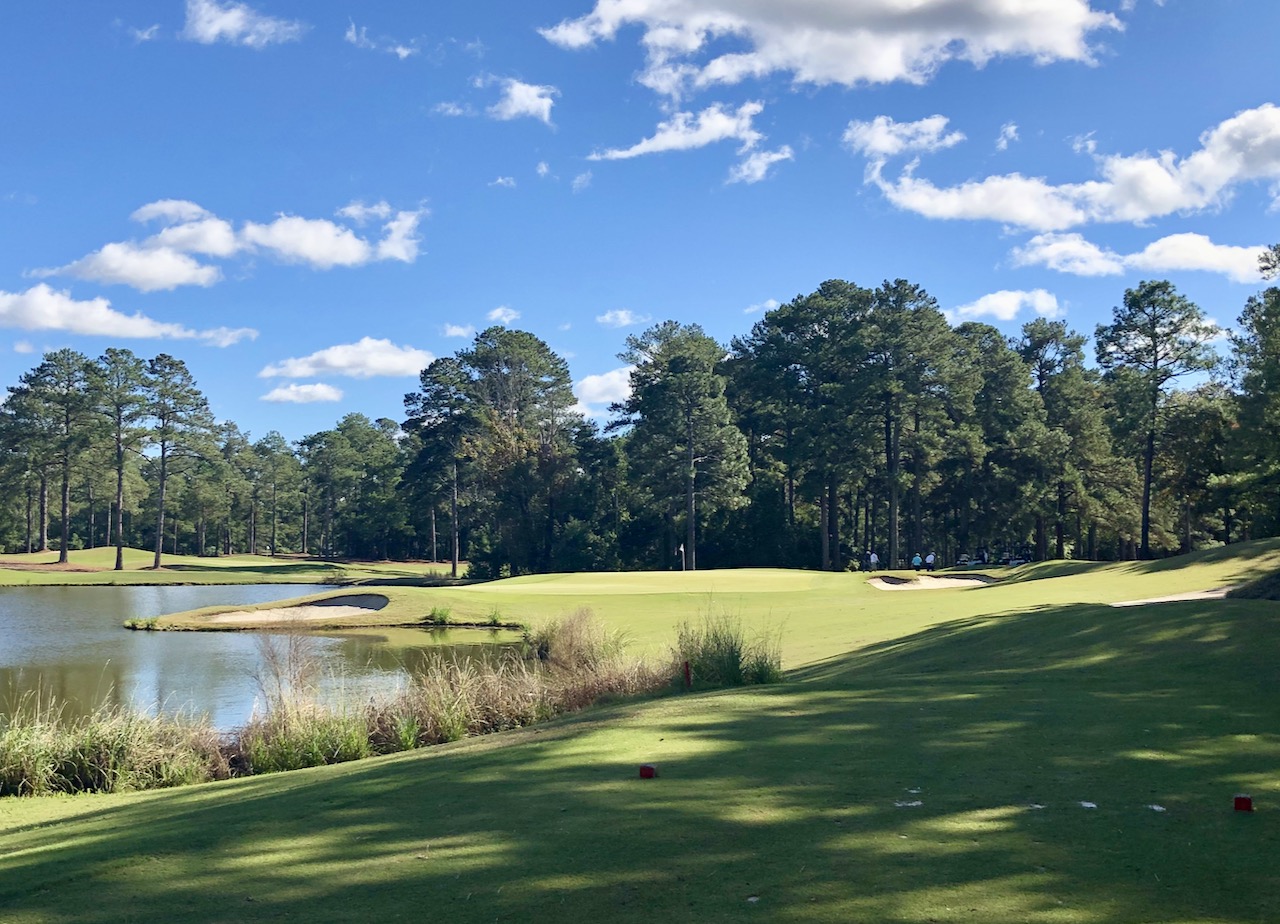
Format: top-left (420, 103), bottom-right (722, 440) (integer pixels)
top-left (0, 585), bottom-right (520, 729)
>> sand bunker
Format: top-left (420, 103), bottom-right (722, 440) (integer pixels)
top-left (1109, 588), bottom-right (1231, 608)
top-left (204, 593), bottom-right (389, 625)
top-left (867, 574), bottom-right (998, 591)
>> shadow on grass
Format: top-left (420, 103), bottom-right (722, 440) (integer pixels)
top-left (992, 536), bottom-right (1280, 588)
top-left (2, 598), bottom-right (1279, 922)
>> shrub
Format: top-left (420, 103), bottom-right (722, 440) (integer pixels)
top-left (674, 611), bottom-right (783, 689)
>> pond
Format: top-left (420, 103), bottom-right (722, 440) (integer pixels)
top-left (0, 585), bottom-right (521, 729)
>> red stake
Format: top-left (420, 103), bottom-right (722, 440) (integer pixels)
top-left (683, 660), bottom-right (692, 690)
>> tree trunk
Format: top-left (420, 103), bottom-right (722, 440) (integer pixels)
top-left (450, 461), bottom-right (459, 579)
top-left (59, 457), bottom-right (71, 563)
top-left (819, 490), bottom-right (830, 571)
top-left (430, 505), bottom-right (438, 563)
top-left (686, 412), bottom-right (696, 571)
top-left (25, 484), bottom-right (33, 554)
top-left (1140, 422), bottom-right (1155, 559)
top-left (1055, 482), bottom-right (1067, 559)
top-left (152, 446), bottom-right (167, 569)
top-left (829, 479), bottom-right (841, 570)
top-left (38, 472), bottom-right (49, 552)
top-left (87, 480), bottom-right (95, 550)
top-left (885, 407), bottom-right (901, 568)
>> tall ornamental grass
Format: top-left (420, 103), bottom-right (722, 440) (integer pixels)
top-left (1, 609), bottom-right (770, 797)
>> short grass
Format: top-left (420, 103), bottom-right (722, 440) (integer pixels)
top-left (2, 541), bottom-right (1279, 922)
top-left (0, 547), bottom-right (456, 586)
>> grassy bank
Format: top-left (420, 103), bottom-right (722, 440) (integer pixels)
top-left (0, 547), bottom-right (458, 587)
top-left (1, 543), bottom-right (1278, 922)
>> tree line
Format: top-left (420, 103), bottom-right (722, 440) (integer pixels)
top-left (3, 249), bottom-right (1278, 574)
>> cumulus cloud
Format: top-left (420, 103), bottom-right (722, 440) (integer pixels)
top-left (42, 243), bottom-right (222, 292)
top-left (591, 102), bottom-right (764, 160)
top-left (996, 122), bottom-right (1020, 151)
top-left (596, 309), bottom-right (651, 328)
top-left (537, 161), bottom-right (552, 178)
top-left (442, 323), bottom-right (475, 338)
top-left (0, 283), bottom-right (256, 345)
top-left (572, 171), bottom-right (593, 193)
top-left (573, 366), bottom-right (633, 417)
top-left (541, 0), bottom-right (1119, 98)
top-left (37, 200), bottom-right (425, 290)
top-left (843, 115), bottom-right (966, 159)
top-left (182, 0), bottom-right (306, 49)
top-left (434, 102), bottom-right (469, 117)
top-left (1014, 231), bottom-right (1266, 283)
top-left (261, 383), bottom-right (344, 403)
top-left (260, 337), bottom-right (432, 379)
top-left (952, 289), bottom-right (1061, 323)
top-left (866, 103), bottom-right (1280, 230)
top-left (488, 306), bottom-right (520, 325)
top-left (490, 176), bottom-right (517, 189)
top-left (487, 78), bottom-right (558, 125)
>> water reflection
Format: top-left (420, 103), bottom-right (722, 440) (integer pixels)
top-left (0, 586), bottom-right (521, 729)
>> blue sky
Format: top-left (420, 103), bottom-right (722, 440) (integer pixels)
top-left (2, 0), bottom-right (1277, 442)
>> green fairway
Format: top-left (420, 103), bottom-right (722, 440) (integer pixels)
top-left (2, 543), bottom-right (1279, 922)
top-left (0, 547), bottom-right (456, 586)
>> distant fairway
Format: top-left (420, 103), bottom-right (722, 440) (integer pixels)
top-left (0, 547), bottom-right (455, 586)
top-left (2, 541), bottom-right (1280, 922)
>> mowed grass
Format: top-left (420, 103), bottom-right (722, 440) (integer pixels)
top-left (2, 543), bottom-right (1280, 922)
top-left (0, 547), bottom-right (455, 586)
top-left (156, 538), bottom-right (1280, 671)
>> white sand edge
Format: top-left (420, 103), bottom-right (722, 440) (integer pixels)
top-left (867, 574), bottom-right (998, 591)
top-left (204, 593), bottom-right (387, 625)
top-left (1110, 588), bottom-right (1231, 607)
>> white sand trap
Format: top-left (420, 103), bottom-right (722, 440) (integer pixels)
top-left (204, 593), bottom-right (388, 625)
top-left (867, 574), bottom-right (998, 591)
top-left (1110, 588), bottom-right (1231, 608)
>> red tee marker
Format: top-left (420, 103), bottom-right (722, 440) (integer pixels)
top-left (639, 764), bottom-right (658, 779)
top-left (1235, 794), bottom-right (1254, 812)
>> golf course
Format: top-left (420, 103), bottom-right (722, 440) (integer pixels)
top-left (1, 541), bottom-right (1278, 922)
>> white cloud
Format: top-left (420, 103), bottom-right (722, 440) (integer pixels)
top-left (596, 309), bottom-right (651, 328)
top-left (43, 243), bottom-right (221, 292)
top-left (38, 200), bottom-right (424, 290)
top-left (487, 78), bottom-right (558, 125)
top-left (130, 24), bottom-right (162, 42)
top-left (541, 1), bottom-right (1119, 98)
top-left (952, 289), bottom-right (1061, 323)
top-left (261, 383), bottom-right (344, 403)
top-left (1015, 231), bottom-right (1266, 283)
top-left (537, 161), bottom-right (551, 178)
top-left (442, 323), bottom-right (476, 338)
top-left (744, 298), bottom-right (780, 315)
top-left (434, 102), bottom-right (469, 117)
top-left (132, 200), bottom-right (211, 224)
top-left (591, 102), bottom-right (764, 160)
top-left (488, 306), bottom-right (520, 325)
top-left (572, 171), bottom-right (593, 193)
top-left (843, 115), bottom-right (966, 159)
top-left (574, 366), bottom-right (633, 417)
top-left (241, 216), bottom-right (372, 268)
top-left (1012, 233), bottom-right (1125, 276)
top-left (337, 200), bottom-right (393, 223)
top-left (259, 337), bottom-right (432, 379)
top-left (996, 122), bottom-right (1020, 152)
top-left (728, 146), bottom-right (794, 184)
top-left (490, 176), bottom-right (517, 189)
top-left (374, 210), bottom-right (425, 262)
top-left (0, 283), bottom-right (256, 345)
top-left (13, 340), bottom-right (34, 354)
top-left (182, 0), bottom-right (306, 49)
top-left (345, 20), bottom-right (418, 58)
top-left (868, 103), bottom-right (1280, 230)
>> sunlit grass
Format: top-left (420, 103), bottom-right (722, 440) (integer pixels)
top-left (2, 543), bottom-right (1280, 921)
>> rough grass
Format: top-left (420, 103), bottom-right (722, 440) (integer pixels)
top-left (3, 543), bottom-right (1280, 922)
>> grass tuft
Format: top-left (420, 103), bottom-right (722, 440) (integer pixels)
top-left (674, 610), bottom-right (783, 688)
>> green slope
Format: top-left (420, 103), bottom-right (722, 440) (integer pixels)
top-left (2, 544), bottom-right (1279, 923)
